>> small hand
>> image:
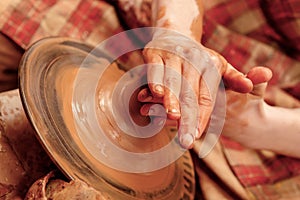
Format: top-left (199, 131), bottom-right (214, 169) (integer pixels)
top-left (222, 67), bottom-right (273, 145)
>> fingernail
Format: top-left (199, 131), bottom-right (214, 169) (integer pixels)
top-left (166, 108), bottom-right (181, 118)
top-left (167, 108), bottom-right (180, 114)
top-left (180, 133), bottom-right (195, 149)
top-left (155, 85), bottom-right (164, 94)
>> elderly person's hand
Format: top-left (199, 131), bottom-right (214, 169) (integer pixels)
top-left (136, 0), bottom-right (260, 149)
top-left (139, 38), bottom-right (263, 148)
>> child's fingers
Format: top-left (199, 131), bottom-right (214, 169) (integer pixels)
top-left (246, 66), bottom-right (273, 85)
top-left (246, 66), bottom-right (273, 97)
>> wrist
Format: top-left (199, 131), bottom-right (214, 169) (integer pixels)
top-left (261, 105), bottom-right (300, 157)
top-left (237, 101), bottom-right (270, 150)
top-left (151, 0), bottom-right (203, 42)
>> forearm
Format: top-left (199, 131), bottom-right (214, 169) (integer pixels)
top-left (151, 0), bottom-right (204, 41)
top-left (253, 105), bottom-right (300, 158)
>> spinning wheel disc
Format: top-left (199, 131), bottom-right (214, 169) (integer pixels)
top-left (19, 37), bottom-right (195, 199)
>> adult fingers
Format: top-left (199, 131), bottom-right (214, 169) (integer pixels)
top-left (137, 88), bottom-right (163, 103)
top-left (163, 55), bottom-right (182, 120)
top-left (200, 49), bottom-right (252, 93)
top-left (177, 61), bottom-right (200, 149)
top-left (196, 76), bottom-right (214, 139)
top-left (143, 48), bottom-right (165, 98)
top-left (223, 63), bottom-right (253, 93)
top-left (140, 103), bottom-right (176, 126)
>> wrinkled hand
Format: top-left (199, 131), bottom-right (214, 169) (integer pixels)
top-left (138, 30), bottom-right (256, 149)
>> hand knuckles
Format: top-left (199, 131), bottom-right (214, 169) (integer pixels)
top-left (211, 53), bottom-right (227, 68)
top-left (180, 89), bottom-right (197, 105)
top-left (164, 76), bottom-right (181, 87)
top-left (142, 48), bottom-right (154, 57)
top-left (199, 93), bottom-right (213, 107)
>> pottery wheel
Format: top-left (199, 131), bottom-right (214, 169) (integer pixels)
top-left (19, 37), bottom-right (195, 199)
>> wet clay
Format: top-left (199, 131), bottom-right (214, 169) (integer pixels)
top-left (18, 38), bottom-right (195, 199)
top-left (56, 60), bottom-right (195, 199)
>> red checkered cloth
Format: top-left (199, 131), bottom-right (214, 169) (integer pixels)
top-left (221, 136), bottom-right (300, 199)
top-left (117, 0), bottom-right (300, 199)
top-left (203, 0), bottom-right (300, 60)
top-left (0, 0), bottom-right (146, 69)
top-left (1, 0), bottom-right (300, 199)
top-left (201, 0), bottom-right (300, 199)
top-left (202, 0), bottom-right (300, 101)
top-left (0, 0), bottom-right (124, 48)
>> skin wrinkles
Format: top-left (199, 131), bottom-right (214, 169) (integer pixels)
top-left (142, 0), bottom-right (213, 148)
top-left (152, 0), bottom-right (201, 41)
top-left (142, 0), bottom-right (263, 149)
top-left (157, 6), bottom-right (166, 21)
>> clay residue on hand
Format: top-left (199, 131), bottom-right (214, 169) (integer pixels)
top-left (152, 0), bottom-right (203, 41)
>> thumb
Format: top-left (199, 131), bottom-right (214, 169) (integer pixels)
top-left (246, 66), bottom-right (272, 97)
top-left (246, 66), bottom-right (273, 85)
top-left (251, 82), bottom-right (268, 97)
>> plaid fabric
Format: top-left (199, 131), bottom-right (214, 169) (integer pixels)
top-left (1, 0), bottom-right (300, 199)
top-left (203, 0), bottom-right (300, 199)
top-left (202, 0), bottom-right (300, 101)
top-left (263, 0), bottom-right (300, 60)
top-left (0, 0), bottom-right (144, 71)
top-left (221, 136), bottom-right (300, 199)
top-left (0, 0), bottom-right (123, 48)
top-left (203, 0), bottom-right (300, 60)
